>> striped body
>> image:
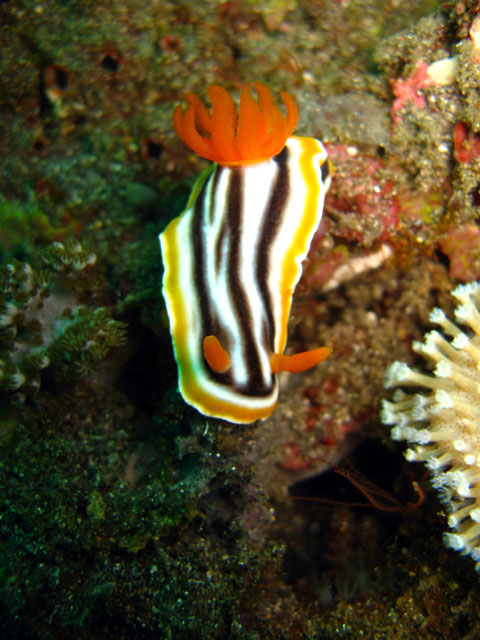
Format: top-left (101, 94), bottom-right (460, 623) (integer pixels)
top-left (160, 136), bottom-right (330, 423)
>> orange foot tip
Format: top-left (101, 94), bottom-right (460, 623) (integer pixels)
top-left (270, 347), bottom-right (332, 374)
top-left (203, 335), bottom-right (231, 373)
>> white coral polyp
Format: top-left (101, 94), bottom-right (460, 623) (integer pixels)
top-left (382, 281), bottom-right (480, 570)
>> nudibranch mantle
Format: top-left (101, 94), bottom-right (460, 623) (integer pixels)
top-left (160, 83), bottom-right (332, 423)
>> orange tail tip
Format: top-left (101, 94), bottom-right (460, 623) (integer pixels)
top-left (203, 335), bottom-right (231, 373)
top-left (173, 82), bottom-right (299, 166)
top-left (270, 347), bottom-right (332, 374)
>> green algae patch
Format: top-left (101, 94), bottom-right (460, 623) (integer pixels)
top-left (0, 199), bottom-right (78, 262)
top-left (0, 407), bottom-right (289, 639)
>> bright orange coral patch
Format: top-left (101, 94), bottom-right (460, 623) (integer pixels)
top-left (172, 82), bottom-right (299, 166)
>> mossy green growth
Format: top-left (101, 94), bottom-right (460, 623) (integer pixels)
top-left (0, 405), bottom-right (276, 639)
top-left (0, 239), bottom-right (126, 412)
top-left (0, 199), bottom-right (79, 263)
top-left (113, 177), bottom-right (197, 332)
top-left (0, 199), bottom-right (51, 258)
top-left (0, 418), bottom-right (194, 636)
top-left (114, 221), bottom-right (165, 330)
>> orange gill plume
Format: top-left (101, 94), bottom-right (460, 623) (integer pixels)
top-left (172, 82), bottom-right (299, 166)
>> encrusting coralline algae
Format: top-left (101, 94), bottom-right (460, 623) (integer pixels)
top-left (382, 281), bottom-right (480, 569)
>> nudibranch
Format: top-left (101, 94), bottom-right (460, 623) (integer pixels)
top-left (160, 82), bottom-right (332, 423)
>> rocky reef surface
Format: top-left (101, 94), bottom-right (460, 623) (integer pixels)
top-left (2, 1), bottom-right (480, 638)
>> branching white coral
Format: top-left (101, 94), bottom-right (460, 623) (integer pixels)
top-left (381, 282), bottom-right (480, 570)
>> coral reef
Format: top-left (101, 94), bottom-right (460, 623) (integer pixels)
top-left (0, 240), bottom-right (126, 414)
top-left (1, 409), bottom-right (299, 639)
top-left (2, 0), bottom-right (480, 638)
top-left (383, 282), bottom-right (480, 570)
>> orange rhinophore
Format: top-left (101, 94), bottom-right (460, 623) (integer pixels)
top-left (172, 82), bottom-right (299, 165)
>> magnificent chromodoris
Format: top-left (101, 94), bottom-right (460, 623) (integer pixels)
top-left (160, 82), bottom-right (332, 423)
